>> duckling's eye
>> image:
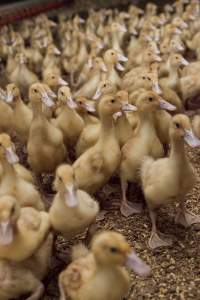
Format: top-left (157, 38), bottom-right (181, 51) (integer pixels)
top-left (103, 84), bottom-right (106, 87)
top-left (61, 92), bottom-right (64, 96)
top-left (148, 97), bottom-right (153, 102)
top-left (79, 101), bottom-right (82, 104)
top-left (142, 76), bottom-right (146, 80)
top-left (58, 176), bottom-right (62, 181)
top-left (147, 77), bottom-right (151, 81)
top-left (11, 206), bottom-right (15, 214)
top-left (175, 122), bottom-right (180, 128)
top-left (34, 89), bottom-right (38, 93)
top-left (111, 99), bottom-right (115, 103)
top-left (110, 246), bottom-right (118, 253)
top-left (111, 52), bottom-right (114, 55)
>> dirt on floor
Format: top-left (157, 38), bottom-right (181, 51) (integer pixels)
top-left (18, 142), bottom-right (198, 300)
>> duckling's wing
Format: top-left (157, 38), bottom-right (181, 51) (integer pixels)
top-left (90, 152), bottom-right (104, 173)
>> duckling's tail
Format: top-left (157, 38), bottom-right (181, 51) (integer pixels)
top-left (71, 243), bottom-right (89, 261)
top-left (140, 156), bottom-right (155, 188)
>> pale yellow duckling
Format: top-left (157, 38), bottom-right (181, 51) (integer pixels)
top-left (0, 88), bottom-right (13, 134)
top-left (76, 96), bottom-right (98, 125)
top-left (28, 83), bottom-right (67, 175)
top-left (43, 71), bottom-right (68, 93)
top-left (6, 83), bottom-right (32, 144)
top-left (52, 86), bottom-right (84, 147)
top-left (119, 91), bottom-right (174, 217)
top-left (109, 22), bottom-right (127, 54)
top-left (75, 57), bottom-right (107, 99)
top-left (9, 53), bottom-right (38, 96)
top-left (103, 49), bottom-right (127, 87)
top-left (141, 114), bottom-right (200, 249)
top-left (0, 133), bottom-right (44, 210)
top-left (92, 79), bottom-right (117, 101)
top-left (192, 114), bottom-right (200, 138)
top-left (49, 164), bottom-right (99, 239)
top-left (0, 195), bottom-right (50, 262)
top-left (59, 230), bottom-right (150, 300)
top-left (73, 94), bottom-right (122, 194)
top-left (43, 43), bottom-right (61, 78)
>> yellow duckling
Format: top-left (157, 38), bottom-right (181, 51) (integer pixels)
top-left (28, 83), bottom-right (67, 175)
top-left (49, 164), bottom-right (99, 239)
top-left (103, 49), bottom-right (127, 87)
top-left (0, 87), bottom-right (14, 134)
top-left (93, 79), bottom-right (117, 101)
top-left (52, 86), bottom-right (84, 147)
top-left (43, 71), bottom-right (68, 93)
top-left (141, 114), bottom-right (200, 249)
top-left (6, 83), bottom-right (32, 144)
top-left (76, 96), bottom-right (98, 125)
top-left (9, 53), bottom-right (38, 96)
top-left (75, 57), bottom-right (107, 98)
top-left (192, 115), bottom-right (200, 139)
top-left (0, 133), bottom-right (44, 210)
top-left (73, 94), bottom-right (122, 194)
top-left (59, 230), bottom-right (150, 300)
top-left (43, 43), bottom-right (61, 78)
top-left (119, 91), bottom-right (174, 217)
top-left (0, 194), bottom-right (50, 262)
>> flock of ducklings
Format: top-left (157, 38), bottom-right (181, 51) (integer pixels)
top-left (0, 0), bottom-right (200, 299)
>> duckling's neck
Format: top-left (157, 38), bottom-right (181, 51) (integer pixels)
top-left (31, 101), bottom-right (44, 118)
top-left (170, 134), bottom-right (187, 163)
top-left (99, 114), bottom-right (116, 141)
top-left (0, 156), bottom-right (17, 188)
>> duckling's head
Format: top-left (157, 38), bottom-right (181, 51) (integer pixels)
top-left (76, 96), bottom-right (95, 113)
top-left (116, 90), bottom-right (137, 112)
top-left (93, 80), bottom-right (117, 100)
top-left (0, 195), bottom-right (20, 246)
top-left (58, 86), bottom-right (77, 109)
top-left (110, 22), bottom-right (127, 33)
top-left (136, 91), bottom-right (176, 113)
top-left (29, 83), bottom-right (55, 108)
top-left (172, 17), bottom-right (188, 29)
top-left (44, 72), bottom-right (68, 88)
top-left (47, 44), bottom-right (61, 56)
top-left (92, 57), bottom-right (107, 72)
top-left (143, 49), bottom-right (161, 64)
top-left (170, 53), bottom-right (188, 68)
top-left (54, 164), bottom-right (78, 207)
top-left (170, 114), bottom-right (200, 147)
top-left (98, 94), bottom-right (123, 118)
top-left (6, 83), bottom-right (20, 103)
top-left (15, 52), bottom-right (27, 64)
top-left (0, 133), bottom-right (19, 164)
top-left (92, 231), bottom-right (151, 276)
top-left (104, 49), bottom-right (118, 64)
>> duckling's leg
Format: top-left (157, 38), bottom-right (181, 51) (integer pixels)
top-left (120, 179), bottom-right (142, 217)
top-left (26, 282), bottom-right (44, 300)
top-left (148, 210), bottom-right (173, 249)
top-left (175, 202), bottom-right (200, 228)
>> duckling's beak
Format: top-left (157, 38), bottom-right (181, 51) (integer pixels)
top-left (0, 221), bottom-right (13, 246)
top-left (47, 90), bottom-right (57, 98)
top-left (79, 18), bottom-right (85, 24)
top-left (131, 28), bottom-right (138, 36)
top-left (159, 99), bottom-right (176, 111)
top-left (93, 87), bottom-right (102, 100)
top-left (64, 185), bottom-right (78, 207)
top-left (67, 96), bottom-right (77, 109)
top-left (113, 111), bottom-right (123, 122)
top-left (87, 58), bottom-right (93, 69)
top-left (122, 103), bottom-right (137, 112)
top-left (184, 129), bottom-right (200, 147)
top-left (58, 77), bottom-right (68, 86)
top-left (181, 57), bottom-right (189, 66)
top-left (6, 92), bottom-right (13, 103)
top-left (5, 147), bottom-right (19, 164)
top-left (117, 54), bottom-right (128, 62)
top-left (118, 25), bottom-right (127, 33)
top-left (41, 92), bottom-right (55, 107)
top-left (152, 83), bottom-right (162, 94)
top-left (97, 42), bottom-right (104, 49)
top-left (174, 28), bottom-right (182, 35)
top-left (101, 63), bottom-right (108, 72)
top-left (116, 62), bottom-right (125, 71)
top-left (181, 21), bottom-right (188, 29)
top-left (54, 47), bottom-right (61, 55)
top-left (177, 45), bottom-right (184, 51)
top-left (154, 55), bottom-right (162, 62)
top-left (125, 250), bottom-right (151, 277)
top-left (84, 103), bottom-right (96, 112)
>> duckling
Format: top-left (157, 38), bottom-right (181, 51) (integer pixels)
top-left (75, 57), bottom-right (107, 99)
top-left (59, 231), bottom-right (150, 300)
top-left (43, 71), bottom-right (68, 93)
top-left (28, 83), bottom-right (67, 175)
top-left (0, 133), bottom-right (44, 210)
top-left (0, 88), bottom-right (13, 134)
top-left (76, 96), bottom-right (98, 125)
top-left (43, 43), bottom-right (61, 78)
top-left (6, 83), bottom-right (32, 144)
top-left (115, 90), bottom-right (137, 147)
top-left (9, 53), bottom-right (38, 96)
top-left (52, 86), bottom-right (84, 147)
top-left (119, 92), bottom-right (174, 217)
top-left (0, 229), bottom-right (53, 300)
top-left (103, 49), bottom-right (127, 88)
top-left (192, 114), bottom-right (200, 138)
top-left (93, 80), bottom-right (117, 100)
top-left (0, 195), bottom-right (50, 262)
top-left (49, 164), bottom-right (99, 238)
top-left (109, 22), bottom-right (127, 54)
top-left (73, 94), bottom-right (122, 194)
top-left (141, 114), bottom-right (200, 249)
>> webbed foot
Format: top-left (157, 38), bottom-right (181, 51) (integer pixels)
top-left (148, 231), bottom-right (173, 249)
top-left (120, 201), bottom-right (143, 217)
